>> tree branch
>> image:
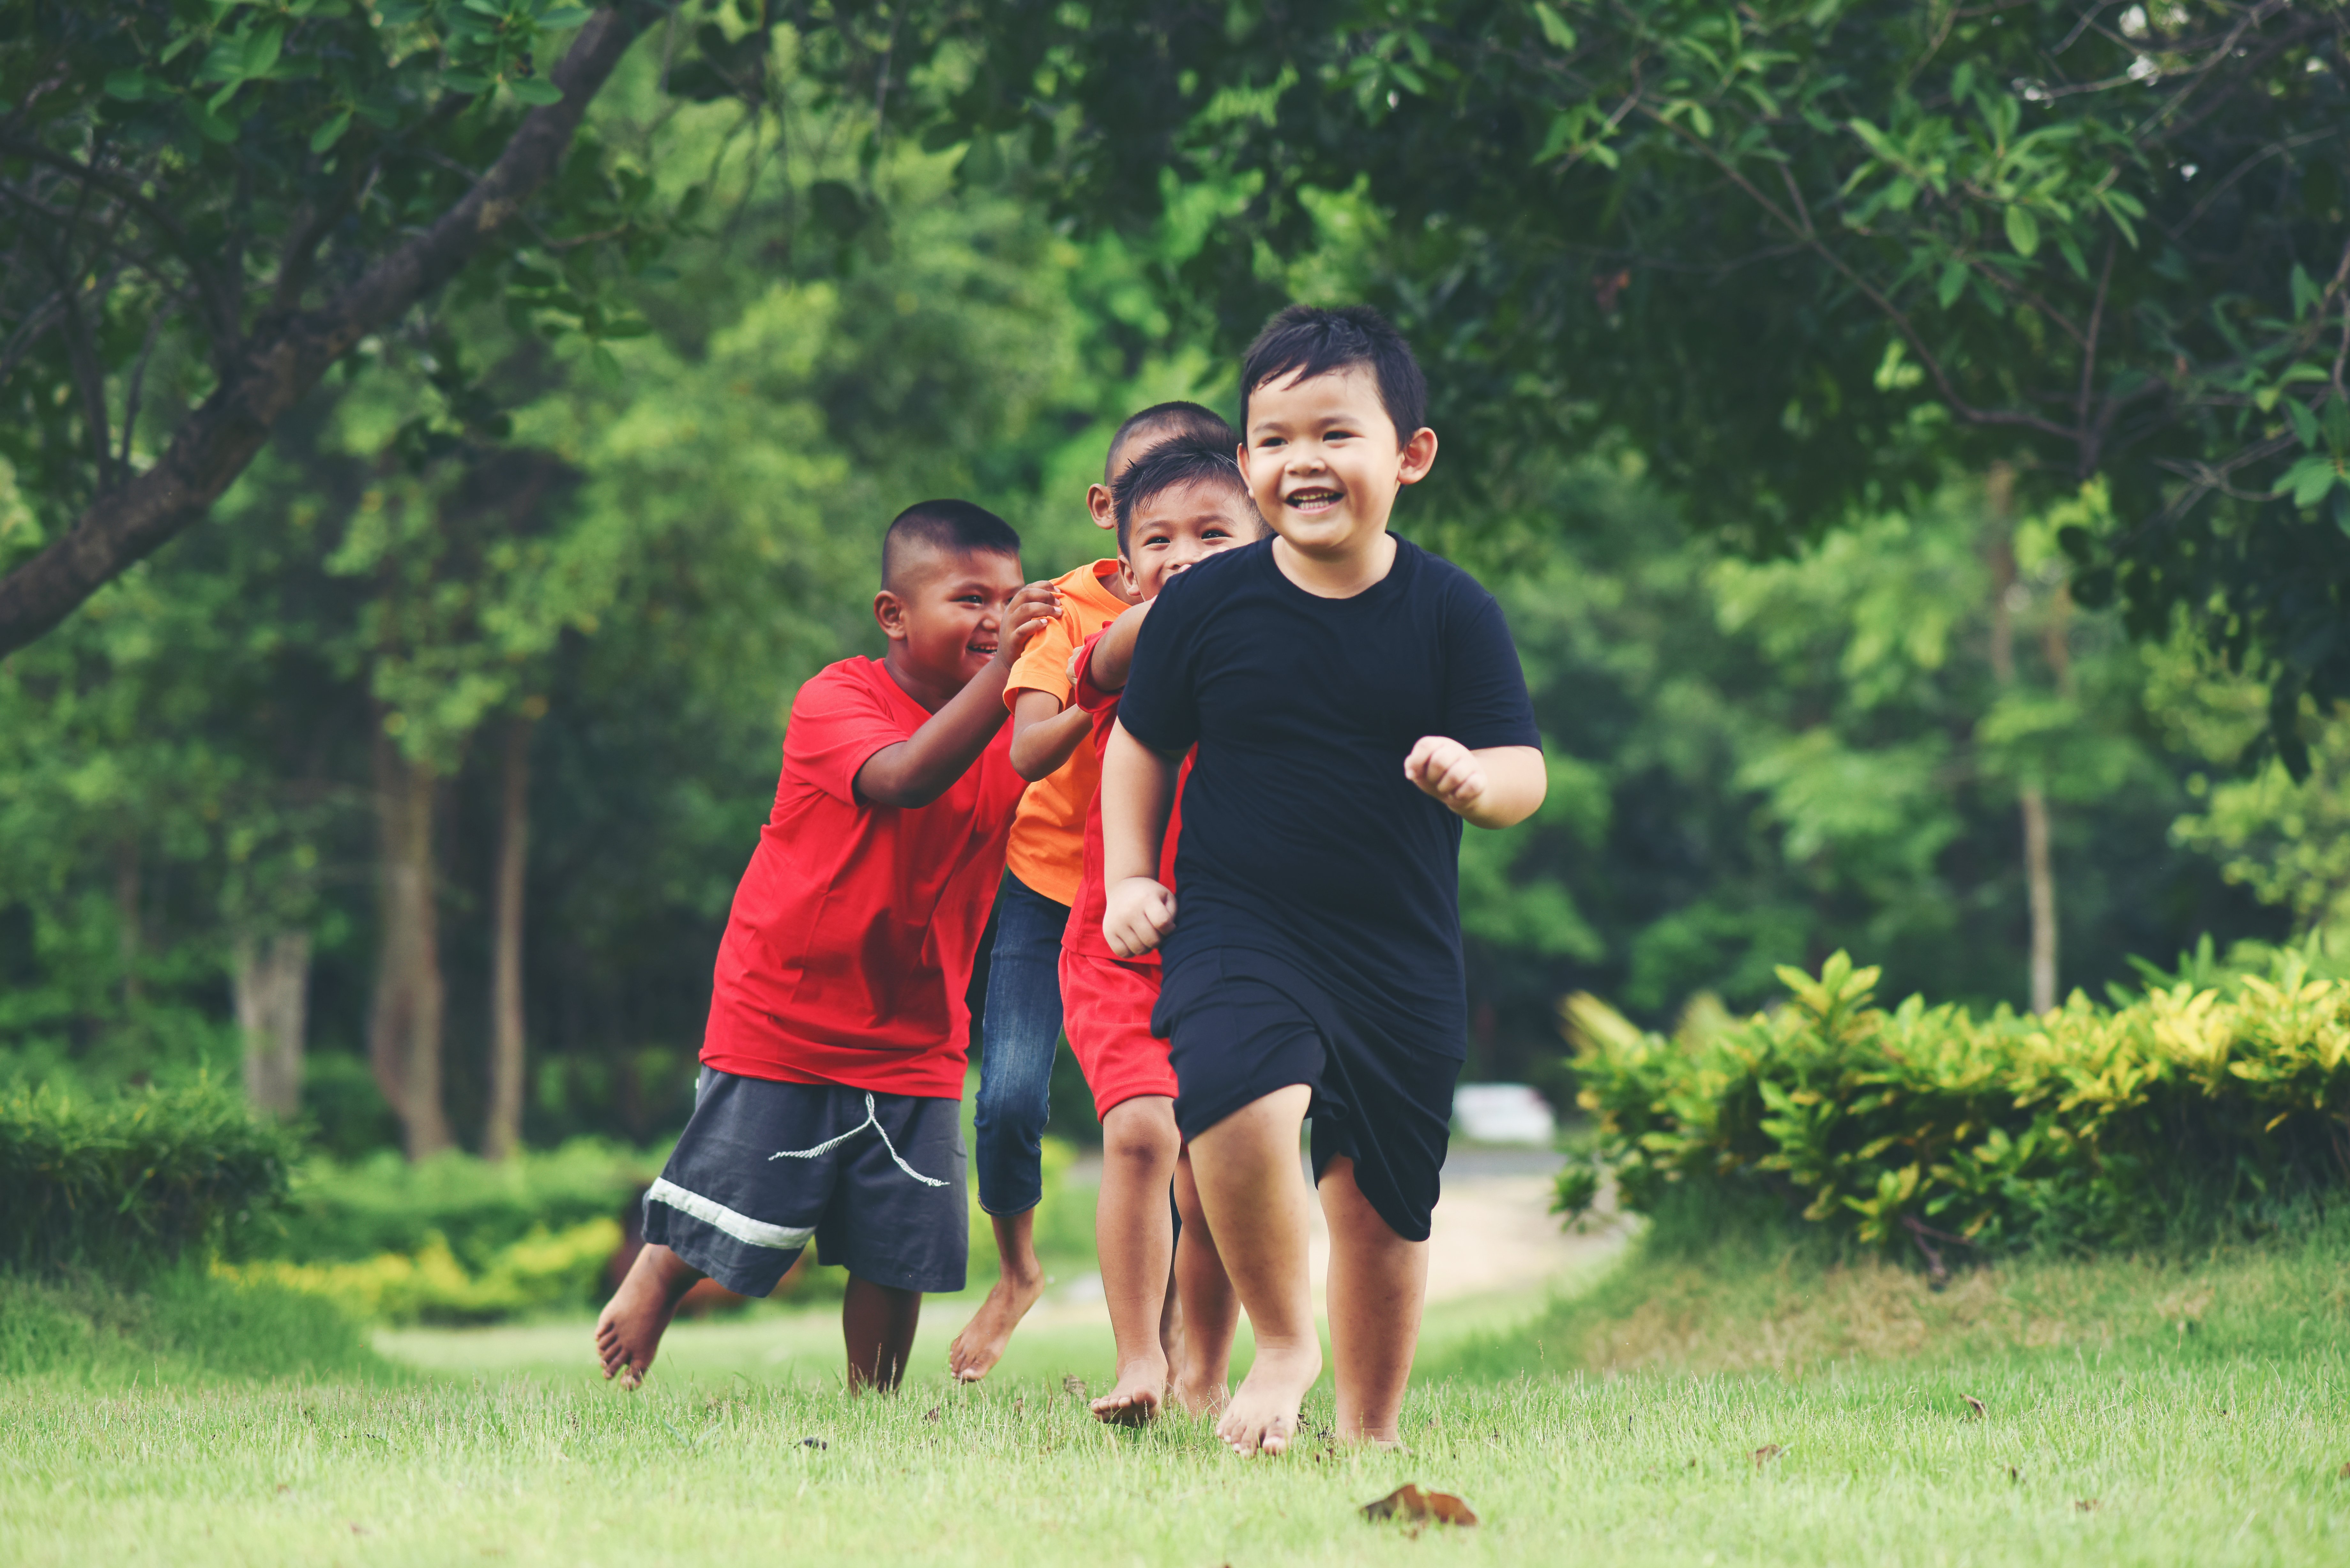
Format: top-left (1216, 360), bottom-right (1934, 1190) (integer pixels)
top-left (0, 4), bottom-right (656, 659)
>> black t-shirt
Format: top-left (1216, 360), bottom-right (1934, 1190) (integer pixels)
top-left (1118, 536), bottom-right (1540, 1053)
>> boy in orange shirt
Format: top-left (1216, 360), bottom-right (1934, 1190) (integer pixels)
top-left (1062, 435), bottom-right (1263, 1423)
top-left (948, 401), bottom-right (1233, 1380)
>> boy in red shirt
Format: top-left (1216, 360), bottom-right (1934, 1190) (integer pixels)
top-left (1055, 435), bottom-right (1264, 1423)
top-left (949, 402), bottom-right (1235, 1382)
top-left (594, 500), bottom-right (1061, 1392)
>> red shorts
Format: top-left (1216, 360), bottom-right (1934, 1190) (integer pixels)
top-left (1059, 948), bottom-right (1178, 1119)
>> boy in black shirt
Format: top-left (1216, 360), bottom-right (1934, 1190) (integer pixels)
top-left (1100, 305), bottom-right (1546, 1456)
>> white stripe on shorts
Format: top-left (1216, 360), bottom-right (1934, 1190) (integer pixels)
top-left (645, 1177), bottom-right (814, 1251)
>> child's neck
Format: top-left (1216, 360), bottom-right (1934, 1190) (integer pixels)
top-left (880, 646), bottom-right (960, 713)
top-left (1098, 556), bottom-right (1141, 606)
top-left (1271, 529), bottom-right (1397, 600)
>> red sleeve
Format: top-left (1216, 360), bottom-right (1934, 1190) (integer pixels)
top-left (1071, 630), bottom-right (1119, 716)
top-left (783, 664), bottom-right (914, 804)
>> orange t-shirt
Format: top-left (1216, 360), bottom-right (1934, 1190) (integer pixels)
top-left (1002, 559), bottom-right (1134, 907)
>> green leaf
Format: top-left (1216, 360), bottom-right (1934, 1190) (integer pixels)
top-left (2286, 398), bottom-right (2320, 449)
top-left (103, 70), bottom-right (152, 102)
top-left (2003, 204), bottom-right (2041, 259)
top-left (1936, 258), bottom-right (1967, 308)
top-left (310, 108), bottom-right (353, 152)
top-left (1950, 61), bottom-right (1975, 106)
top-left (2290, 263), bottom-right (2320, 319)
top-left (2282, 454), bottom-right (2344, 509)
top-left (245, 25), bottom-right (285, 79)
top-left (508, 78), bottom-right (564, 106)
top-left (537, 6), bottom-right (594, 26)
top-left (1531, 2), bottom-right (1578, 50)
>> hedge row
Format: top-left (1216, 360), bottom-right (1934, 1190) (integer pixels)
top-left (0, 1081), bottom-right (299, 1275)
top-left (1561, 949), bottom-right (2350, 1259)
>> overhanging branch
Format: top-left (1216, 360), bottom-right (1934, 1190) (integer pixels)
top-left (0, 4), bottom-right (657, 660)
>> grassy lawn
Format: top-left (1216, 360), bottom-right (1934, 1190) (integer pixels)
top-left (5, 1234), bottom-right (2348, 1566)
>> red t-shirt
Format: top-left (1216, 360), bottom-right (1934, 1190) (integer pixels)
top-left (702, 656), bottom-right (1025, 1098)
top-left (1063, 630), bottom-right (1190, 964)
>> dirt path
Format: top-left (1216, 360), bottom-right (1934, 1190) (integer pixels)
top-left (1034, 1147), bottom-right (1627, 1324)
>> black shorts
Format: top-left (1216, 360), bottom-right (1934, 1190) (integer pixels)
top-left (1152, 948), bottom-right (1461, 1242)
top-left (642, 1068), bottom-right (968, 1296)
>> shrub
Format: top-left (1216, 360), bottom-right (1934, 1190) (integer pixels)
top-left (0, 1080), bottom-right (299, 1276)
top-left (1563, 948), bottom-right (2350, 1259)
top-left (224, 1216), bottom-right (623, 1325)
top-left (0, 1264), bottom-right (386, 1383)
top-left (263, 1138), bottom-right (650, 1270)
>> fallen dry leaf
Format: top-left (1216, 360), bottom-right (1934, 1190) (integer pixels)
top-left (2075, 1498), bottom-right (2101, 1513)
top-left (1963, 1394), bottom-right (1987, 1420)
top-left (2007, 1466), bottom-right (2021, 1482)
top-left (800, 1436), bottom-right (826, 1450)
top-left (922, 1406), bottom-right (941, 1424)
top-left (1361, 1484), bottom-right (1480, 1528)
top-left (1061, 1374), bottom-right (1088, 1400)
top-left (2337, 1461), bottom-right (2349, 1480)
top-left (1752, 1444), bottom-right (1785, 1468)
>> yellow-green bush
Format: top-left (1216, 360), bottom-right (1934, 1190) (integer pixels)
top-left (1564, 948), bottom-right (2350, 1254)
top-left (224, 1216), bottom-right (621, 1324)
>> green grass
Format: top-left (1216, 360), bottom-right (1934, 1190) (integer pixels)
top-left (4, 1233), bottom-right (2349, 1565)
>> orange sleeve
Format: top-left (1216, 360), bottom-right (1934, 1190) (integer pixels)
top-left (1005, 610), bottom-right (1080, 710)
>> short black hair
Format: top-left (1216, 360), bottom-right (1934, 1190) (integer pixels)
top-left (1104, 401), bottom-right (1235, 481)
top-left (1239, 304), bottom-right (1427, 447)
top-left (1111, 435), bottom-right (1263, 555)
top-left (881, 499), bottom-right (1020, 590)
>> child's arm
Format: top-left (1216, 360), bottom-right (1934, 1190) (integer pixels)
top-left (856, 582), bottom-right (1062, 808)
top-left (1008, 690), bottom-right (1095, 782)
top-left (1081, 598), bottom-right (1153, 694)
top-left (1403, 739), bottom-right (1547, 830)
top-left (1099, 720), bottom-right (1180, 957)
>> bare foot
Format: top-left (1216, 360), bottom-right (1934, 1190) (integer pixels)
top-left (1166, 1373), bottom-right (1228, 1418)
top-left (1215, 1340), bottom-right (1321, 1456)
top-left (1089, 1353), bottom-right (1169, 1426)
top-left (593, 1244), bottom-right (699, 1389)
top-left (946, 1267), bottom-right (1044, 1382)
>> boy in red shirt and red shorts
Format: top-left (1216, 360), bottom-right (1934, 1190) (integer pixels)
top-left (1056, 435), bottom-right (1266, 1424)
top-left (594, 501), bottom-right (1060, 1392)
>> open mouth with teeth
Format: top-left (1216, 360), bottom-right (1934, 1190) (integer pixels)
top-left (1284, 487), bottom-right (1345, 514)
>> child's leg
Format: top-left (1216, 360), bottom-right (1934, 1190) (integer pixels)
top-left (1088, 1095), bottom-right (1181, 1423)
top-left (1186, 1084), bottom-right (1322, 1455)
top-left (594, 1242), bottom-right (705, 1389)
top-left (1168, 1149), bottom-right (1239, 1415)
top-left (844, 1274), bottom-right (922, 1392)
top-left (953, 874), bottom-right (1068, 1381)
top-left (1317, 1155), bottom-right (1428, 1446)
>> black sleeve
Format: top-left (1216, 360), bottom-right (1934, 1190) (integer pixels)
top-left (1111, 568), bottom-right (1203, 758)
top-left (1442, 575), bottom-right (1542, 751)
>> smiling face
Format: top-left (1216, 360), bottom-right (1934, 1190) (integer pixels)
top-left (1240, 364), bottom-right (1437, 561)
top-left (873, 545), bottom-right (1028, 694)
top-left (1119, 479), bottom-right (1262, 600)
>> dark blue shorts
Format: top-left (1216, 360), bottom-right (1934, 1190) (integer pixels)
top-left (642, 1069), bottom-right (968, 1296)
top-left (1152, 948), bottom-right (1461, 1243)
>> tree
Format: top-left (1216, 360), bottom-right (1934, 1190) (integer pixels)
top-left (0, 0), bottom-right (665, 656)
top-left (949, 0), bottom-right (2350, 762)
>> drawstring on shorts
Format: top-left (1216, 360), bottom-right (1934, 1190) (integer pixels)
top-left (769, 1092), bottom-right (949, 1187)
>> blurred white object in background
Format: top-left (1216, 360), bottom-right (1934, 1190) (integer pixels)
top-left (1452, 1082), bottom-right (1557, 1145)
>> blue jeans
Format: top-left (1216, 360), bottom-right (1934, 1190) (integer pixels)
top-left (972, 872), bottom-right (1069, 1215)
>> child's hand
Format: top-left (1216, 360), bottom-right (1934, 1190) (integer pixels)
top-left (1404, 735), bottom-right (1489, 818)
top-left (998, 581), bottom-right (1064, 662)
top-left (1103, 876), bottom-right (1176, 958)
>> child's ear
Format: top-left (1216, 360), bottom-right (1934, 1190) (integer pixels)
top-left (1087, 482), bottom-right (1116, 529)
top-left (1396, 426), bottom-right (1439, 486)
top-left (1118, 557), bottom-right (1139, 598)
top-left (873, 588), bottom-right (910, 642)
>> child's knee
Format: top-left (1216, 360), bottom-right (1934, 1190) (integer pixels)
top-left (1100, 1101), bottom-right (1180, 1169)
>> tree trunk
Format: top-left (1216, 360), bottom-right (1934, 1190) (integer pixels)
top-left (484, 714), bottom-right (533, 1162)
top-left (368, 725), bottom-right (451, 1160)
top-left (1985, 463), bottom-right (2059, 1014)
top-left (235, 931), bottom-right (312, 1117)
top-left (114, 837), bottom-right (141, 1008)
